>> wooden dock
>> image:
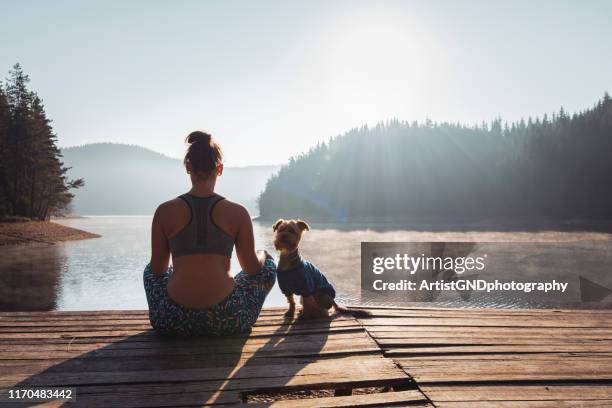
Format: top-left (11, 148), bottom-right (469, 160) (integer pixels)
top-left (1, 307), bottom-right (611, 407)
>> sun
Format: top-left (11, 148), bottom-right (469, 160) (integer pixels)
top-left (324, 16), bottom-right (428, 124)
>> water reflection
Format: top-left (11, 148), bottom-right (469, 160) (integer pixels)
top-left (0, 217), bottom-right (611, 311)
top-left (0, 244), bottom-right (65, 310)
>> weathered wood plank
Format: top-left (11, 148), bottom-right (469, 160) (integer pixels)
top-left (1, 355), bottom-right (403, 387)
top-left (68, 363), bottom-right (403, 395)
top-left (0, 326), bottom-right (364, 345)
top-left (0, 331), bottom-right (368, 352)
top-left (1, 369), bottom-right (410, 393)
top-left (364, 324), bottom-right (612, 338)
top-left (72, 389), bottom-right (241, 407)
top-left (396, 354), bottom-right (612, 383)
top-left (351, 305), bottom-right (612, 314)
top-left (362, 316), bottom-right (612, 328)
top-left (0, 316), bottom-right (356, 332)
top-left (378, 338), bottom-right (612, 347)
top-left (0, 324), bottom-right (363, 340)
top-left (264, 390), bottom-right (429, 407)
top-left (0, 333), bottom-right (375, 353)
top-left (370, 327), bottom-right (612, 337)
top-left (1, 354), bottom-right (383, 373)
top-left (420, 384), bottom-right (612, 402)
top-left (396, 352), bottom-right (612, 361)
top-left (436, 402), bottom-right (612, 407)
top-left (0, 346), bottom-right (381, 365)
top-left (385, 344), bottom-right (612, 355)
top-left (358, 308), bottom-right (612, 317)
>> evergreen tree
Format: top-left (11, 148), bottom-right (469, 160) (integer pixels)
top-left (0, 85), bottom-right (10, 214)
top-left (4, 63), bottom-right (33, 215)
top-left (0, 64), bottom-right (83, 220)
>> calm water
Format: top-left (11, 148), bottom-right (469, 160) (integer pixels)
top-left (1, 217), bottom-right (612, 311)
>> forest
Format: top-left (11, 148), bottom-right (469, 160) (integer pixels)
top-left (258, 94), bottom-right (612, 222)
top-left (0, 64), bottom-right (82, 220)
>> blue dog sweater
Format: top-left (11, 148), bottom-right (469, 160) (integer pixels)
top-left (277, 261), bottom-right (336, 299)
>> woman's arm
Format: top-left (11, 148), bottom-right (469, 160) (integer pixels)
top-left (234, 205), bottom-right (267, 276)
top-left (150, 204), bottom-right (171, 277)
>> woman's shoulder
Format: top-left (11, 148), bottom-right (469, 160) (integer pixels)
top-left (211, 197), bottom-right (252, 238)
top-left (151, 197), bottom-right (190, 238)
top-left (155, 197), bottom-right (185, 214)
top-left (215, 197), bottom-right (251, 220)
top-left (153, 198), bottom-right (191, 231)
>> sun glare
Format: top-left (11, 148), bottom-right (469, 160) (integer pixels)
top-left (325, 17), bottom-right (427, 124)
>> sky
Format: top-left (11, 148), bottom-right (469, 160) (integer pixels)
top-left (2, 0), bottom-right (612, 166)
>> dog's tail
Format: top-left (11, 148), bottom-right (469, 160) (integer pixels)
top-left (332, 301), bottom-right (371, 318)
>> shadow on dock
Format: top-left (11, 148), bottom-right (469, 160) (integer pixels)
top-left (4, 311), bottom-right (356, 407)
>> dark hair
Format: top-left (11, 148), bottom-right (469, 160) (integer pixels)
top-left (183, 131), bottom-right (223, 180)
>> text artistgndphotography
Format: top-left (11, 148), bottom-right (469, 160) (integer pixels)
top-left (361, 242), bottom-right (572, 304)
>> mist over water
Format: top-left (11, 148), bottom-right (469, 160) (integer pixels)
top-left (1, 216), bottom-right (611, 311)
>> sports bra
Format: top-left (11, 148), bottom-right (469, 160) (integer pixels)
top-left (168, 193), bottom-right (234, 258)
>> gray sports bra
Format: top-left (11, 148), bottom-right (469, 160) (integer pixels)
top-left (168, 193), bottom-right (234, 258)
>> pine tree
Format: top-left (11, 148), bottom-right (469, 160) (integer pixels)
top-left (4, 63), bottom-right (33, 215)
top-left (0, 64), bottom-right (83, 220)
top-left (24, 93), bottom-right (83, 219)
top-left (0, 85), bottom-right (10, 214)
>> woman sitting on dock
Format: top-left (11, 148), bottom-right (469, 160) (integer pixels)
top-left (143, 131), bottom-right (276, 336)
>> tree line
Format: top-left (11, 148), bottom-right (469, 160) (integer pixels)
top-left (0, 64), bottom-right (83, 220)
top-left (258, 93), bottom-right (612, 222)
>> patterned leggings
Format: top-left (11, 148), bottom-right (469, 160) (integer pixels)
top-left (143, 259), bottom-right (276, 336)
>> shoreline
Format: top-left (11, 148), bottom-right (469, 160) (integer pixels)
top-left (254, 215), bottom-right (612, 233)
top-left (0, 220), bottom-right (100, 247)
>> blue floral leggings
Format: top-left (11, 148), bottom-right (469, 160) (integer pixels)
top-left (143, 259), bottom-right (276, 336)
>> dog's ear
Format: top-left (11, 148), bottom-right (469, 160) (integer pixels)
top-left (272, 219), bottom-right (284, 232)
top-left (296, 220), bottom-right (310, 231)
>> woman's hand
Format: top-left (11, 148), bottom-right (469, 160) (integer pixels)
top-left (257, 249), bottom-right (273, 264)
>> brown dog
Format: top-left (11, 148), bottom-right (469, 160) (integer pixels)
top-left (272, 218), bottom-right (369, 319)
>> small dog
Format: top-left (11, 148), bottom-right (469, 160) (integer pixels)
top-left (272, 218), bottom-right (370, 319)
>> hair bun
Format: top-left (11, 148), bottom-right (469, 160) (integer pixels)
top-left (183, 130), bottom-right (223, 178)
top-left (186, 131), bottom-right (212, 145)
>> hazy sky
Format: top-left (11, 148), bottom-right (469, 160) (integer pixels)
top-left (2, 0), bottom-right (611, 165)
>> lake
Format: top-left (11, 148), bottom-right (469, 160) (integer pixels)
top-left (1, 216), bottom-right (611, 311)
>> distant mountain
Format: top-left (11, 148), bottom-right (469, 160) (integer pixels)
top-left (61, 143), bottom-right (279, 216)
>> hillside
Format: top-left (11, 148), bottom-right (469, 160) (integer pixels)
top-left (61, 144), bottom-right (279, 215)
top-left (258, 94), bottom-right (612, 222)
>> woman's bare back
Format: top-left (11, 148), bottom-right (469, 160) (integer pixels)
top-left (151, 195), bottom-right (263, 309)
